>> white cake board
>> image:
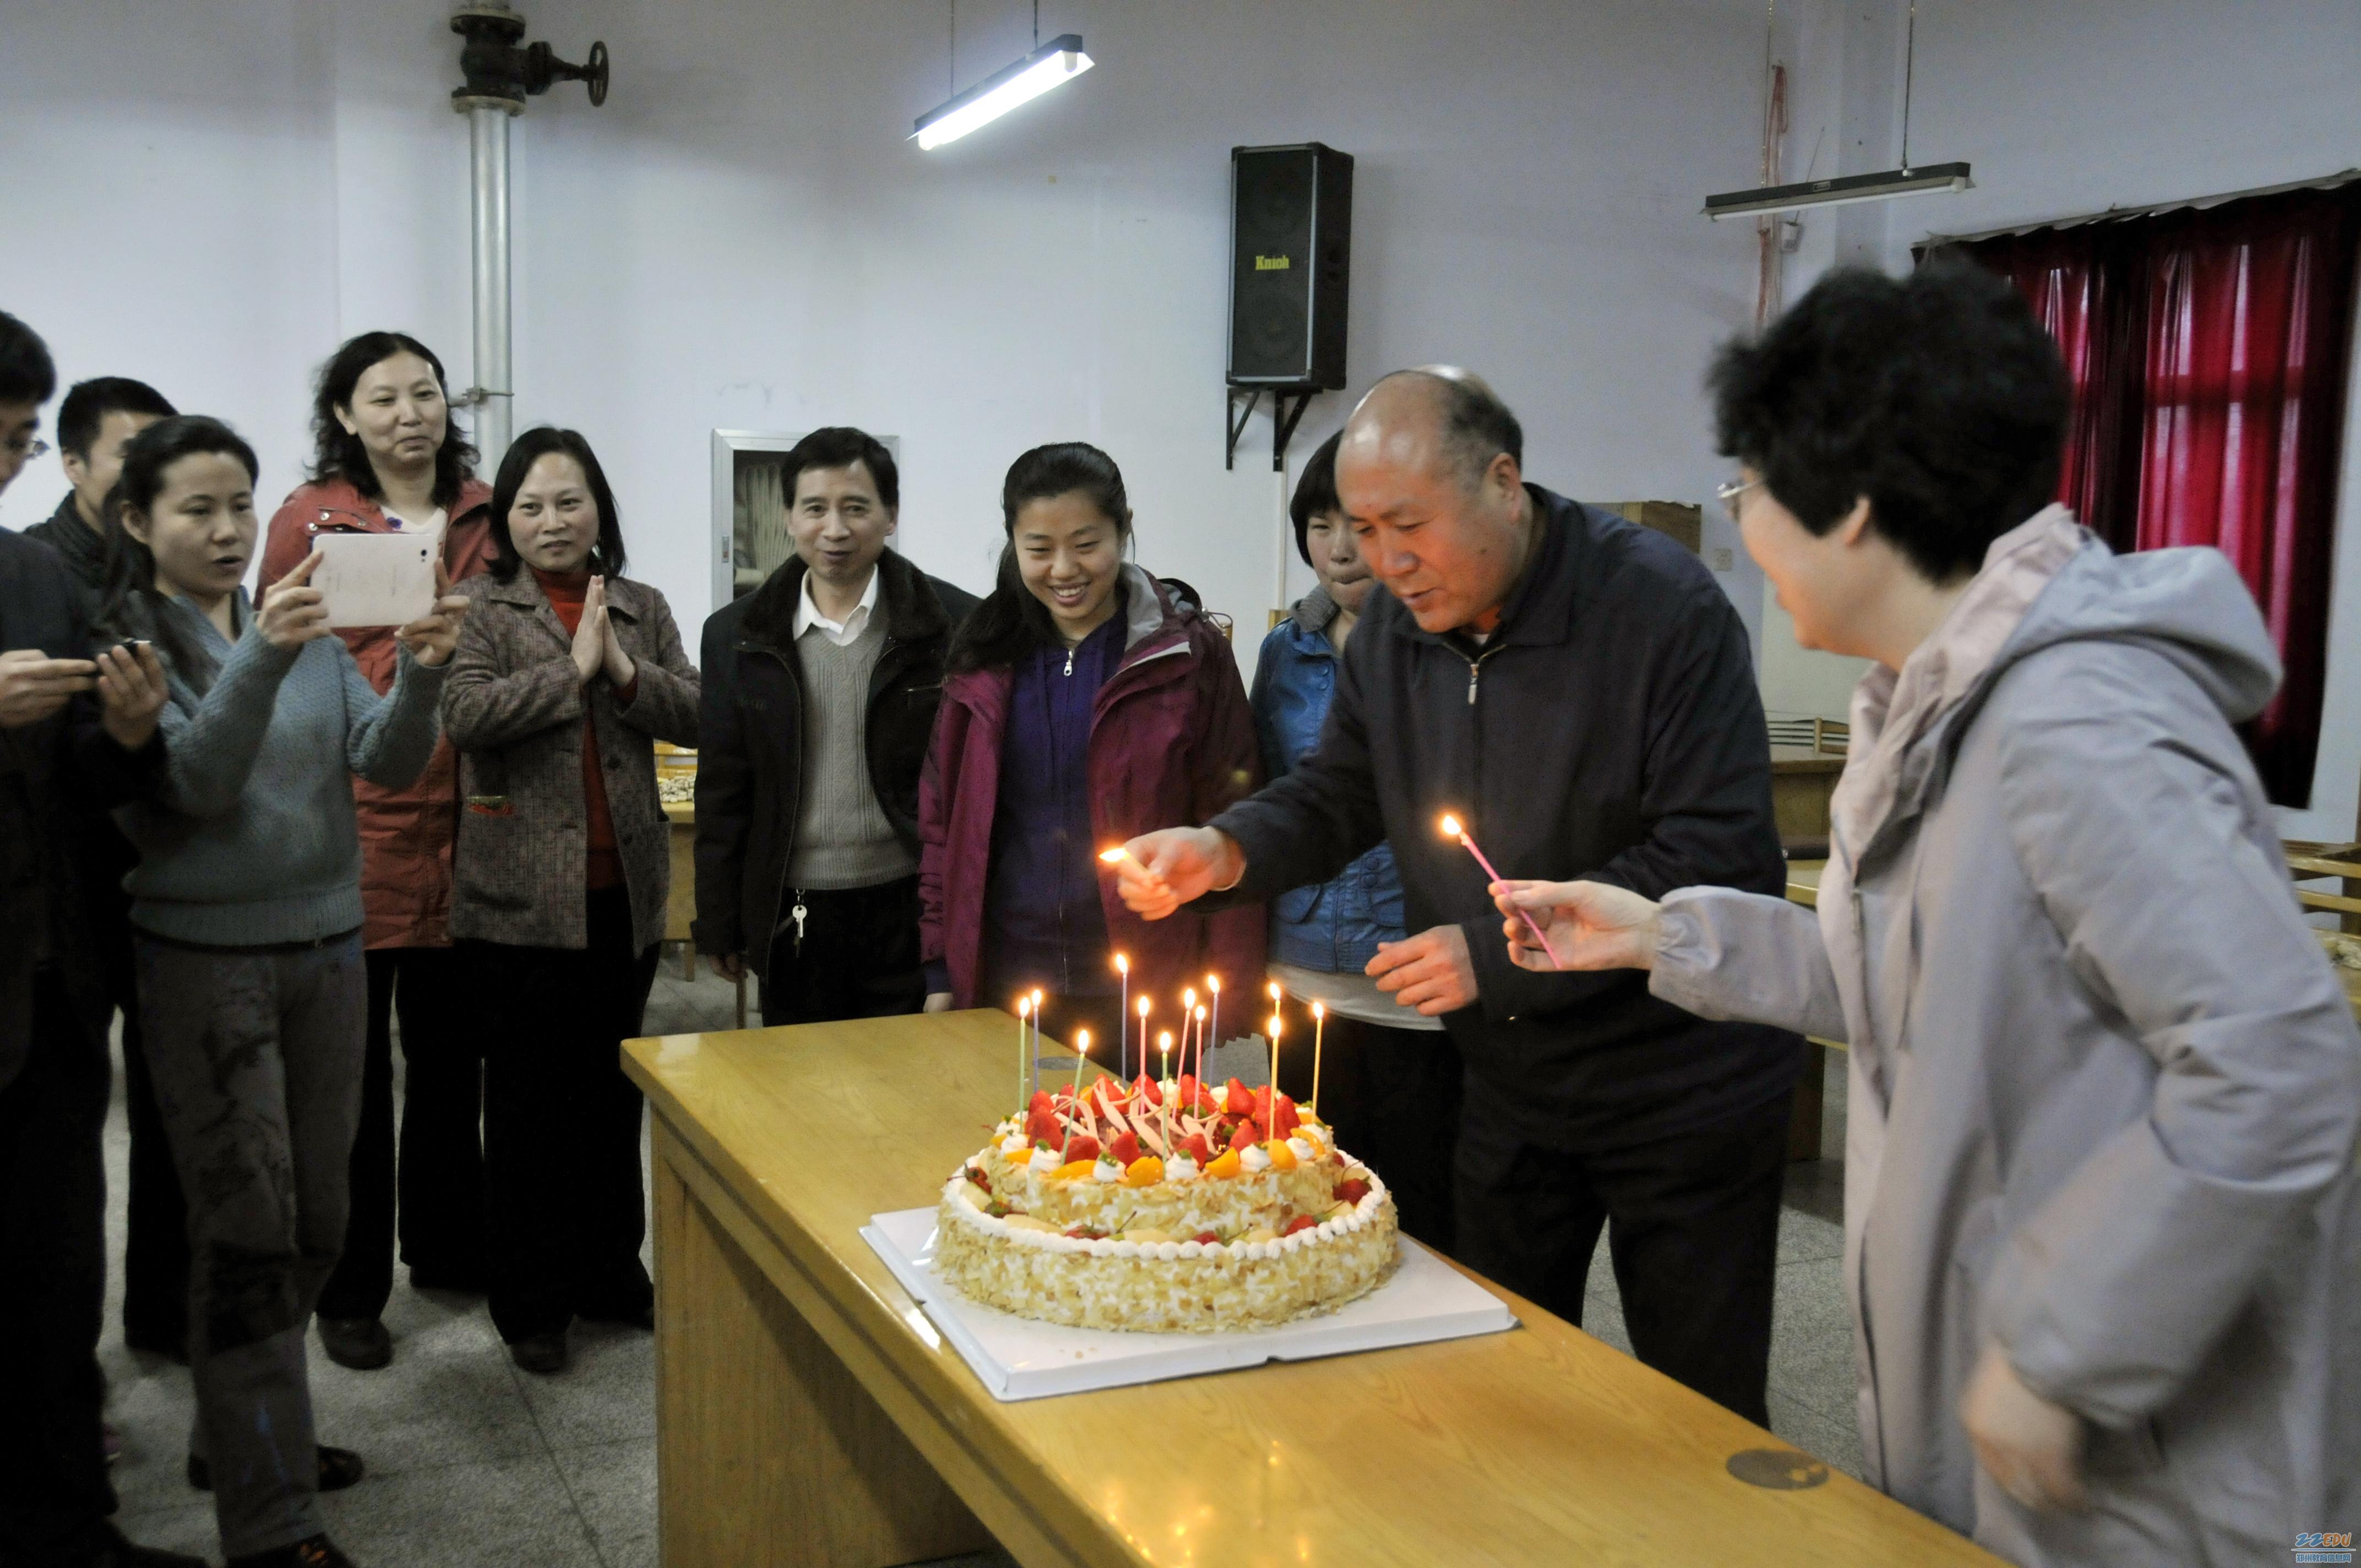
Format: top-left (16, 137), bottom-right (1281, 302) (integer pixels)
top-left (861, 1206), bottom-right (1517, 1402)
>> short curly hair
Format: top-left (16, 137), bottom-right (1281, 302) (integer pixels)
top-left (1709, 258), bottom-right (2069, 582)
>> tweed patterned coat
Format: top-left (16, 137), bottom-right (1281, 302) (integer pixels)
top-left (443, 570), bottom-right (700, 951)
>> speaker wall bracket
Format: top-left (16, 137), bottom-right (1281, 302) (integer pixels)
top-left (1227, 385), bottom-right (1320, 472)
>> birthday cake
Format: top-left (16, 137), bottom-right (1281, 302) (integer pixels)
top-left (933, 1074), bottom-right (1400, 1334)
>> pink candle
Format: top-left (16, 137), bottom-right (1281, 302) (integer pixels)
top-left (1439, 813), bottom-right (1568, 970)
top-left (1204, 975), bottom-right (1221, 1086)
top-left (1311, 1000), bottom-right (1326, 1119)
top-left (1133, 995), bottom-right (1150, 1086)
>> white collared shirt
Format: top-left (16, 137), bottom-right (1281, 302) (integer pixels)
top-left (794, 565), bottom-right (880, 647)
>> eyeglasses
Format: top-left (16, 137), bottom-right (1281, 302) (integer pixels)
top-left (1715, 475), bottom-right (1764, 521)
top-left (3, 436), bottom-right (49, 461)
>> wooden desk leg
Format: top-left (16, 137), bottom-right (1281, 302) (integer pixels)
top-left (653, 1133), bottom-right (990, 1568)
top-left (1786, 1039), bottom-right (1825, 1163)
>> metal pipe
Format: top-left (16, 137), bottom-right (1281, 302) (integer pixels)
top-left (469, 101), bottom-right (513, 464)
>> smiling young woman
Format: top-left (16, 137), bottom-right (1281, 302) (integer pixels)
top-left (917, 442), bottom-right (1265, 1050)
top-left (255, 331), bottom-right (500, 1370)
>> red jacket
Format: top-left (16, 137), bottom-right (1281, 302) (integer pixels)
top-left (920, 569), bottom-right (1266, 1009)
top-left (260, 476), bottom-right (498, 949)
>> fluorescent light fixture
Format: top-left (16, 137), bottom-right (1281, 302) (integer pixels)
top-left (1705, 161), bottom-right (1972, 220)
top-left (913, 32), bottom-right (1092, 151)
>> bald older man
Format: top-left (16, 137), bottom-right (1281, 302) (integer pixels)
top-left (1116, 370), bottom-right (1799, 1423)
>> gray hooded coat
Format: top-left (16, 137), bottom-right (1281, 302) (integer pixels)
top-left (1650, 509), bottom-right (2360, 1565)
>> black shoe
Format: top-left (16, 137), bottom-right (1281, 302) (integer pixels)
top-left (509, 1329), bottom-right (569, 1375)
top-left (227, 1533), bottom-right (356, 1567)
top-left (189, 1445), bottom-right (365, 1493)
top-left (317, 1315), bottom-right (392, 1370)
top-left (85, 1521), bottom-right (209, 1567)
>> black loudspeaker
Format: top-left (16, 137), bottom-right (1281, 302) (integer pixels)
top-left (1227, 142), bottom-right (1353, 389)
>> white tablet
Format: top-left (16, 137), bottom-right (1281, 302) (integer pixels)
top-left (312, 531), bottom-right (437, 629)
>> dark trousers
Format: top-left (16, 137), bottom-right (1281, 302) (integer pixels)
top-left (119, 968), bottom-right (190, 1355)
top-left (317, 945), bottom-right (485, 1319)
top-left (138, 932), bottom-right (367, 1560)
top-left (1272, 1011), bottom-right (1462, 1255)
top-left (0, 974), bottom-right (116, 1566)
top-left (1454, 1089), bottom-right (1793, 1425)
top-left (760, 876), bottom-right (926, 1027)
top-left (472, 887), bottom-right (660, 1343)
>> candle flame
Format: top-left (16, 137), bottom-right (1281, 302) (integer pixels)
top-left (1438, 813), bottom-right (1463, 838)
top-left (1018, 997), bottom-right (1030, 1017)
top-left (1183, 987), bottom-right (1196, 1008)
top-left (1269, 1014), bottom-right (1282, 1038)
top-left (1098, 846), bottom-right (1129, 864)
top-left (1076, 1029), bottom-right (1091, 1052)
top-left (1312, 1000), bottom-right (1325, 1019)
top-left (1032, 988), bottom-right (1044, 1005)
top-left (1267, 981), bottom-right (1282, 1003)
top-left (1158, 1032), bottom-right (1172, 1050)
top-left (1207, 974), bottom-right (1220, 993)
top-left (1113, 952), bottom-right (1129, 974)
top-left (1138, 996), bottom-right (1151, 1016)
top-left (1195, 1005), bottom-right (1206, 1021)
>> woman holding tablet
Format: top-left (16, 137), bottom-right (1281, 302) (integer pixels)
top-left (442, 427), bottom-right (699, 1375)
top-left (258, 331), bottom-right (496, 1370)
top-left (103, 413), bottom-right (466, 1568)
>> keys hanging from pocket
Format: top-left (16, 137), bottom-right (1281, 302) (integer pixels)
top-left (790, 896), bottom-right (808, 955)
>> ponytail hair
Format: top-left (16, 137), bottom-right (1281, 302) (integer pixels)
top-left (98, 415), bottom-right (261, 695)
top-left (948, 442), bottom-right (1134, 673)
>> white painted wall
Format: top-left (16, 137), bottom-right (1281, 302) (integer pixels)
top-left (1, 0), bottom-right (1779, 690)
top-left (1761, 0), bottom-right (2361, 831)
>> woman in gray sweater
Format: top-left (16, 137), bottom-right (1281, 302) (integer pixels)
top-left (102, 416), bottom-right (467, 1568)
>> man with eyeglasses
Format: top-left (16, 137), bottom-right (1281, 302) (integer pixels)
top-left (1112, 368), bottom-right (1800, 1428)
top-left (0, 309), bottom-right (197, 1567)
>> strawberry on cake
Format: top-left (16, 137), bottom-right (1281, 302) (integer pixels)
top-left (933, 1074), bottom-right (1400, 1333)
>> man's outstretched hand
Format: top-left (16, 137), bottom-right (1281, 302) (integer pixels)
top-left (1109, 827), bottom-right (1245, 920)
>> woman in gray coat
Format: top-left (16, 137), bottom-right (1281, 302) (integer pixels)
top-left (443, 427), bottom-right (699, 1375)
top-left (1493, 264), bottom-right (2359, 1566)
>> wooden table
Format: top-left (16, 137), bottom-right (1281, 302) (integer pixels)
top-left (624, 1011), bottom-right (1999, 1568)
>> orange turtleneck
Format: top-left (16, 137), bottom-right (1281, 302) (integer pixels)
top-left (532, 567), bottom-right (636, 891)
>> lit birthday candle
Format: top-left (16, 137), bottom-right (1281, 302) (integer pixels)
top-left (1439, 812), bottom-right (1568, 969)
top-left (1030, 988), bottom-right (1045, 1098)
top-left (1060, 1030), bottom-right (1091, 1166)
top-left (1014, 996), bottom-right (1031, 1118)
top-left (1134, 994), bottom-right (1151, 1085)
top-left (1112, 953), bottom-right (1130, 1071)
top-left (1179, 987), bottom-right (1198, 1092)
top-left (1267, 1011), bottom-right (1283, 1140)
top-left (1205, 974), bottom-right (1222, 1082)
top-left (1157, 1030), bottom-right (1174, 1152)
top-left (1311, 1000), bottom-right (1326, 1120)
top-left (1193, 1004), bottom-right (1208, 1099)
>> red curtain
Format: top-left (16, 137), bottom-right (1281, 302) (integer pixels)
top-left (1952, 184), bottom-right (2361, 807)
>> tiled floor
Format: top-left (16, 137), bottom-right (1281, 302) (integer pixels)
top-left (99, 963), bottom-right (1858, 1565)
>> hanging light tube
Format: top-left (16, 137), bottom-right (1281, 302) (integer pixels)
top-left (1705, 162), bottom-right (1971, 220)
top-left (913, 32), bottom-right (1092, 151)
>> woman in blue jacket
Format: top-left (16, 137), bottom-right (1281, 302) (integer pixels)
top-left (1251, 431), bottom-right (1460, 1251)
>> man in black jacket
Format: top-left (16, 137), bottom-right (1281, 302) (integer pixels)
top-left (19, 373), bottom-right (187, 1359)
top-left (0, 309), bottom-right (195, 1568)
top-left (695, 427), bottom-right (978, 1025)
top-left (1116, 369), bottom-right (1800, 1423)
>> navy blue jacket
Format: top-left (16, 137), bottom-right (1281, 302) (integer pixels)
top-left (1207, 487), bottom-right (1798, 1150)
top-left (1250, 587), bottom-right (1408, 973)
